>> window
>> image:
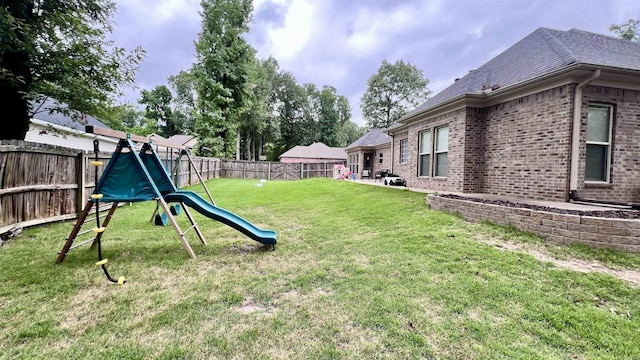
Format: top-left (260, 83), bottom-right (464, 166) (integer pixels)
top-left (379, 152), bottom-right (383, 164)
top-left (348, 154), bottom-right (359, 174)
top-left (418, 131), bottom-right (431, 176)
top-left (585, 104), bottom-right (613, 182)
top-left (400, 139), bottom-right (408, 163)
top-left (434, 126), bottom-right (448, 177)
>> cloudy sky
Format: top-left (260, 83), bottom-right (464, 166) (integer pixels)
top-left (111, 0), bottom-right (640, 126)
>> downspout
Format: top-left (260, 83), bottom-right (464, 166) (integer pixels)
top-left (389, 132), bottom-right (395, 174)
top-left (567, 69), bottom-right (640, 210)
top-left (569, 69), bottom-right (600, 196)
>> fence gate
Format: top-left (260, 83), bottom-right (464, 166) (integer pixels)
top-left (270, 163), bottom-right (301, 180)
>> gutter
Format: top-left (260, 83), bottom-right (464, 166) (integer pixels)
top-left (569, 69), bottom-right (600, 192)
top-left (396, 63), bottom-right (619, 127)
top-left (566, 69), bottom-right (640, 210)
top-left (31, 119), bottom-right (119, 147)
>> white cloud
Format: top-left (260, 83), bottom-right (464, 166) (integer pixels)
top-left (116, 0), bottom-right (200, 26)
top-left (255, 0), bottom-right (317, 61)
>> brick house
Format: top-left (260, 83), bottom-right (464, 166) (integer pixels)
top-left (279, 142), bottom-right (347, 164)
top-left (345, 128), bottom-right (392, 178)
top-left (387, 27), bottom-right (640, 203)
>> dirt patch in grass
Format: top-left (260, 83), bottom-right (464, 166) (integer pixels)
top-left (483, 237), bottom-right (640, 286)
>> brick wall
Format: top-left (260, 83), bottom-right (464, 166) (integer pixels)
top-left (428, 195), bottom-right (640, 253)
top-left (482, 85), bottom-right (574, 201)
top-left (398, 108), bottom-right (467, 192)
top-left (464, 108), bottom-right (485, 192)
top-left (392, 83), bottom-right (639, 203)
top-left (578, 86), bottom-right (640, 202)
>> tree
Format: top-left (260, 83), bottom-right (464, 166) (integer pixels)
top-left (317, 85), bottom-right (351, 147)
top-left (237, 56), bottom-right (280, 160)
top-left (192, 0), bottom-right (254, 157)
top-left (360, 60), bottom-right (430, 129)
top-left (610, 19), bottom-right (640, 42)
top-left (337, 121), bottom-right (365, 148)
top-left (139, 85), bottom-right (174, 137)
top-left (168, 70), bottom-right (198, 133)
top-left (270, 71), bottom-right (307, 160)
top-left (0, 1), bottom-right (144, 140)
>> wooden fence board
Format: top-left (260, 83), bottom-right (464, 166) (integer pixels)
top-left (1, 140), bottom-right (343, 231)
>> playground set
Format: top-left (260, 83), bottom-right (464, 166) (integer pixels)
top-left (56, 126), bottom-right (277, 284)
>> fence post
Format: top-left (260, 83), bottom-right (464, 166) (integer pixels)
top-left (76, 151), bottom-right (87, 217)
top-left (243, 161), bottom-right (246, 179)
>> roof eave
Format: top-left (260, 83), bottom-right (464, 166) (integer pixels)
top-left (390, 63), bottom-right (628, 131)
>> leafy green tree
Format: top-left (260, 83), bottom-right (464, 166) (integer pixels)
top-left (360, 60), bottom-right (430, 129)
top-left (317, 86), bottom-right (351, 147)
top-left (192, 0), bottom-right (254, 157)
top-left (168, 70), bottom-right (198, 133)
top-left (610, 19), bottom-right (640, 42)
top-left (269, 71), bottom-right (307, 160)
top-left (337, 121), bottom-right (365, 148)
top-left (139, 85), bottom-right (174, 136)
top-left (0, 0), bottom-right (144, 140)
top-left (118, 104), bottom-right (144, 129)
top-left (238, 56), bottom-right (280, 160)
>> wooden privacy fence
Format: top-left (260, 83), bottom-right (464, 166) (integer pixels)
top-left (0, 141), bottom-right (220, 232)
top-left (220, 160), bottom-right (342, 180)
top-left (0, 141), bottom-right (343, 232)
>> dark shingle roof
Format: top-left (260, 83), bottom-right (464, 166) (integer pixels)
top-left (31, 97), bottom-right (109, 130)
top-left (279, 142), bottom-right (347, 160)
top-left (346, 128), bottom-right (391, 149)
top-left (400, 27), bottom-right (640, 121)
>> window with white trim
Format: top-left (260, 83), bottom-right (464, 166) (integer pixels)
top-left (379, 152), bottom-right (383, 164)
top-left (400, 139), bottom-right (408, 164)
top-left (434, 126), bottom-right (448, 177)
top-left (418, 130), bottom-right (431, 176)
top-left (585, 104), bottom-right (613, 182)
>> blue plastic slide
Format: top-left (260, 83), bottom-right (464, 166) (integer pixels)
top-left (164, 191), bottom-right (277, 245)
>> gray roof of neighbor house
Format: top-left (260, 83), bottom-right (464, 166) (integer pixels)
top-left (279, 142), bottom-right (347, 160)
top-left (31, 97), bottom-right (109, 130)
top-left (167, 134), bottom-right (196, 146)
top-left (399, 27), bottom-right (640, 122)
top-left (346, 128), bottom-right (391, 149)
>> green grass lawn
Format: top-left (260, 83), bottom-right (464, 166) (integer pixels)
top-left (1, 178), bottom-right (640, 359)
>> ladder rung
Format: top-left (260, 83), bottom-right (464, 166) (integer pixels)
top-left (182, 224), bottom-right (197, 236)
top-left (91, 194), bottom-right (103, 199)
top-left (93, 227), bottom-right (106, 233)
top-left (90, 161), bottom-right (104, 166)
top-left (78, 228), bottom-right (96, 237)
top-left (66, 237), bottom-right (96, 251)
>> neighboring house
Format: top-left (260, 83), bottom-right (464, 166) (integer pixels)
top-left (25, 98), bottom-right (117, 152)
top-left (143, 134), bottom-right (197, 159)
top-left (166, 134), bottom-right (197, 150)
top-left (387, 27), bottom-right (640, 202)
top-left (279, 142), bottom-right (347, 164)
top-left (345, 129), bottom-right (392, 177)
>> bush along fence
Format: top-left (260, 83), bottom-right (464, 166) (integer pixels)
top-left (0, 141), bottom-right (344, 232)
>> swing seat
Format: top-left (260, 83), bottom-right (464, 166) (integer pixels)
top-left (154, 212), bottom-right (168, 226)
top-left (170, 204), bottom-right (181, 216)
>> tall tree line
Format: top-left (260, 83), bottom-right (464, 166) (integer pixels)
top-left (109, 0), bottom-right (363, 160)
